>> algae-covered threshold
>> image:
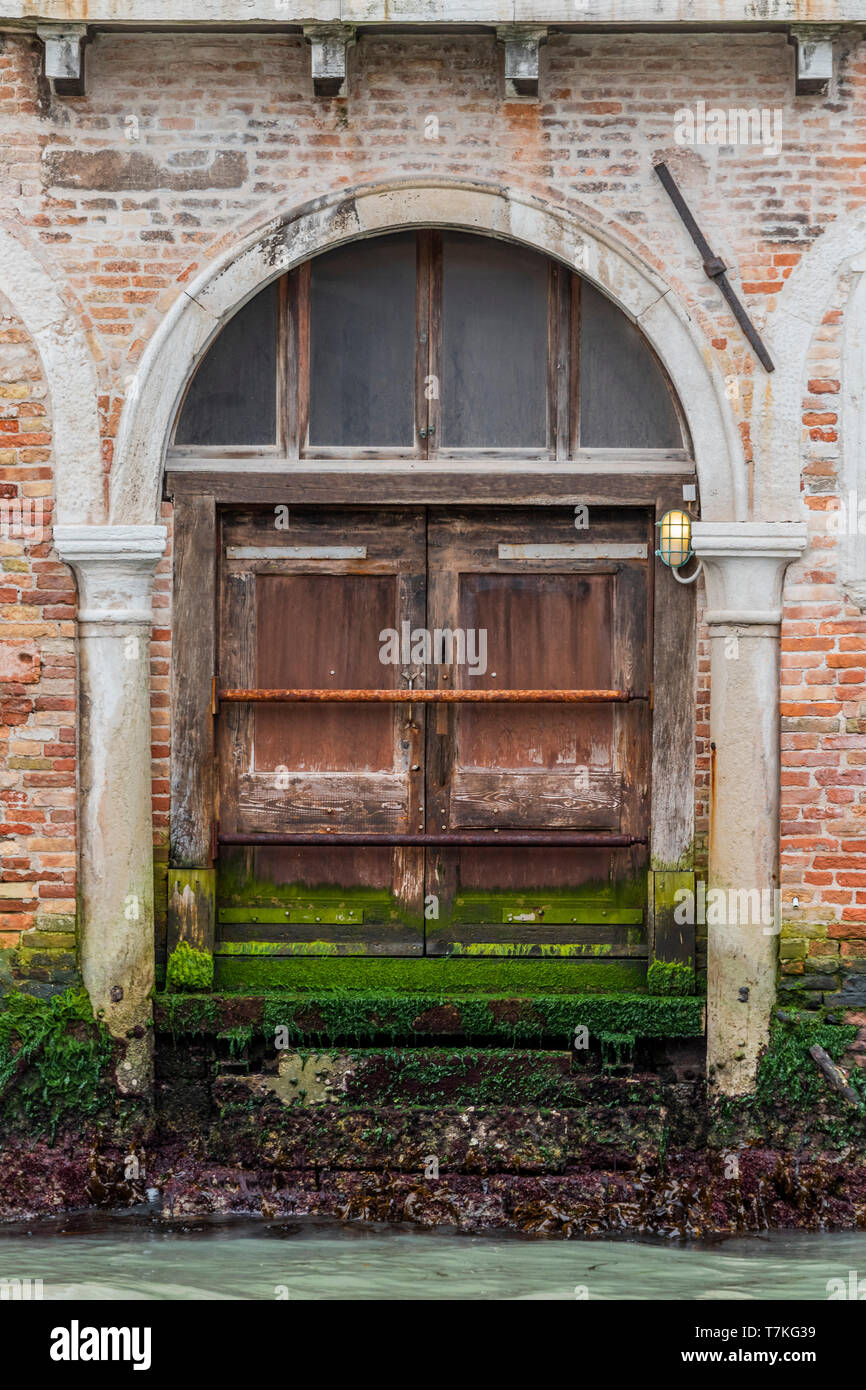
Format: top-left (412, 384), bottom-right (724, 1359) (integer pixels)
top-left (1, 0), bottom-right (866, 1248)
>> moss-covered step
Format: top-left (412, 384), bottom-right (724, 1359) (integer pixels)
top-left (212, 954), bottom-right (648, 994)
top-left (153, 990), bottom-right (706, 1045)
top-left (239, 1050), bottom-right (674, 1109)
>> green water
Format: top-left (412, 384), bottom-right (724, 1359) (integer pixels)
top-left (1, 1218), bottom-right (865, 1299)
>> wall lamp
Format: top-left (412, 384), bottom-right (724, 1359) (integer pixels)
top-left (656, 509), bottom-right (703, 585)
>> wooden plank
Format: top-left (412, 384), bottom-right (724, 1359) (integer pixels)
top-left (214, 936), bottom-right (423, 956)
top-left (167, 868), bottom-right (216, 980)
top-left (651, 870), bottom-right (696, 969)
top-left (426, 927), bottom-right (645, 956)
top-left (165, 461), bottom-right (695, 509)
top-left (450, 769), bottom-right (621, 829)
top-left (170, 493), bottom-right (216, 867)
top-left (611, 544), bottom-right (652, 898)
top-left (219, 906), bottom-right (363, 924)
top-left (649, 494), bottom-right (697, 967)
top-left (650, 504), bottom-right (697, 872)
top-left (237, 771), bottom-right (410, 832)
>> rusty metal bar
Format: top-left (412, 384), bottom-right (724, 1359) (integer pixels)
top-left (218, 831), bottom-right (647, 848)
top-left (654, 162), bottom-right (775, 373)
top-left (217, 687), bottom-right (645, 704)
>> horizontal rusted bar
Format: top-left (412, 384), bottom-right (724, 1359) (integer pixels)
top-left (217, 687), bottom-right (646, 704)
top-left (218, 832), bottom-right (647, 848)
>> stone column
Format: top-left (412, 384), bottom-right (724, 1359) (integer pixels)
top-left (692, 521), bottom-right (807, 1095)
top-left (54, 524), bottom-right (167, 1095)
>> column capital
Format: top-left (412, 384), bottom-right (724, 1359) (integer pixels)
top-left (54, 523), bottom-right (167, 625)
top-left (692, 521), bottom-right (808, 627)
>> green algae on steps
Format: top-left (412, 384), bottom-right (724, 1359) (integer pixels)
top-left (647, 958), bottom-right (695, 996)
top-left (166, 940), bottom-right (214, 993)
top-left (212, 954), bottom-right (648, 993)
top-left (154, 989), bottom-right (705, 1044)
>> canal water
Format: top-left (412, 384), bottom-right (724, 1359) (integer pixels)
top-left (0, 1217), bottom-right (865, 1299)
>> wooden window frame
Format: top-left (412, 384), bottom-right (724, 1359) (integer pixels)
top-left (167, 231), bottom-right (689, 465)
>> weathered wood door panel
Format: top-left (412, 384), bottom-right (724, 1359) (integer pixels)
top-left (217, 507), bottom-right (426, 954)
top-left (424, 507), bottom-right (652, 957)
top-left (215, 504), bottom-right (652, 962)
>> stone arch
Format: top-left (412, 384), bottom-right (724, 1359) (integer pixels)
top-left (759, 203), bottom-right (866, 524)
top-left (0, 224), bottom-right (103, 526)
top-left (109, 178), bottom-right (747, 524)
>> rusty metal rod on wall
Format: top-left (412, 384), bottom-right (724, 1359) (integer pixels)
top-left (217, 687), bottom-right (646, 704)
top-left (218, 831), bottom-right (647, 848)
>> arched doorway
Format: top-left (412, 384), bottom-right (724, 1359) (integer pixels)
top-left (165, 227), bottom-right (697, 987)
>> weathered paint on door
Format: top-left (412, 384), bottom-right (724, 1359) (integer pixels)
top-left (424, 508), bottom-right (651, 957)
top-left (215, 506), bottom-right (652, 962)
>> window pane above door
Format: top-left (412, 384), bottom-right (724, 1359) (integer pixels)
top-left (579, 281), bottom-right (683, 448)
top-left (440, 232), bottom-right (548, 449)
top-left (308, 232), bottom-right (416, 448)
top-left (174, 281), bottom-right (278, 447)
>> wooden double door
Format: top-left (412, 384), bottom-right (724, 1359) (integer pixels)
top-left (216, 506), bottom-right (652, 958)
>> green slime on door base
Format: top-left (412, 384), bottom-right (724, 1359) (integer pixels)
top-left (216, 862), bottom-right (648, 943)
top-left (213, 955), bottom-right (649, 994)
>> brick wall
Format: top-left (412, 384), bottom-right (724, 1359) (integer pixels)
top-left (780, 281), bottom-right (866, 1059)
top-left (0, 291), bottom-right (77, 998)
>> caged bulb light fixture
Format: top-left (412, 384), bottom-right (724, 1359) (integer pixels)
top-left (655, 509), bottom-right (702, 585)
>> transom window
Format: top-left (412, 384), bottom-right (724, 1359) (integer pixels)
top-left (172, 230), bottom-right (686, 459)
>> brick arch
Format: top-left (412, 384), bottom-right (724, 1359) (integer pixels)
top-left (109, 178), bottom-right (747, 525)
top-left (0, 225), bottom-right (103, 526)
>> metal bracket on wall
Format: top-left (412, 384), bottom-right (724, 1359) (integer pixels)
top-left (653, 162), bottom-right (775, 374)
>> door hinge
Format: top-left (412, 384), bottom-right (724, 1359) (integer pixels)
top-left (211, 676), bottom-right (218, 716)
top-left (649, 683), bottom-right (655, 711)
top-left (210, 819), bottom-right (219, 863)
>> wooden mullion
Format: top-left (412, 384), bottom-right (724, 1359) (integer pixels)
top-left (549, 261), bottom-right (570, 460)
top-left (569, 273), bottom-right (581, 458)
top-left (296, 259), bottom-right (311, 457)
top-left (424, 511), bottom-right (459, 953)
top-left (427, 231), bottom-right (443, 457)
top-left (284, 270), bottom-right (299, 459)
top-left (415, 231), bottom-right (432, 460)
